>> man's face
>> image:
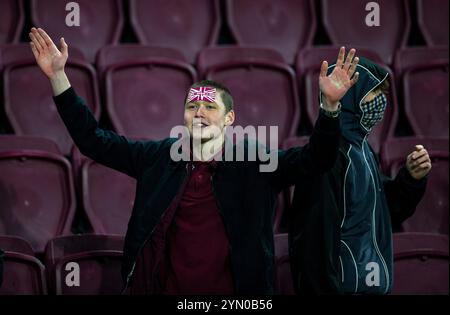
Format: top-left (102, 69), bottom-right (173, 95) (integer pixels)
top-left (184, 88), bottom-right (234, 143)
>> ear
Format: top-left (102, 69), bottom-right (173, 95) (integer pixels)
top-left (225, 110), bottom-right (235, 126)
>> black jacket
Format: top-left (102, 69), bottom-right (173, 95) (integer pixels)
top-left (288, 58), bottom-right (427, 294)
top-left (54, 87), bottom-right (341, 294)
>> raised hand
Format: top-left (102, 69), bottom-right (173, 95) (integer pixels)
top-left (406, 145), bottom-right (432, 180)
top-left (319, 47), bottom-right (360, 111)
top-left (29, 27), bottom-right (68, 79)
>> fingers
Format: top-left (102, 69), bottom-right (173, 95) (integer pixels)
top-left (31, 27), bottom-right (47, 49)
top-left (411, 147), bottom-right (428, 160)
top-left (37, 28), bottom-right (54, 47)
top-left (320, 61), bottom-right (328, 78)
top-left (30, 42), bottom-right (39, 59)
top-left (343, 48), bottom-right (356, 71)
top-left (29, 32), bottom-right (43, 52)
top-left (60, 37), bottom-right (68, 56)
top-left (415, 145), bottom-right (424, 150)
top-left (336, 47), bottom-right (345, 68)
top-left (348, 56), bottom-right (359, 78)
top-left (349, 72), bottom-right (359, 86)
top-left (411, 154), bottom-right (430, 168)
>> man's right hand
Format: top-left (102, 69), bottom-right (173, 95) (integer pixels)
top-left (29, 27), bottom-right (71, 96)
top-left (29, 27), bottom-right (68, 80)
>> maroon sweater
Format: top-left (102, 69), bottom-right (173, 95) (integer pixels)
top-left (129, 161), bottom-right (234, 295)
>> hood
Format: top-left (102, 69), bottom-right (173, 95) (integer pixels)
top-left (319, 57), bottom-right (389, 146)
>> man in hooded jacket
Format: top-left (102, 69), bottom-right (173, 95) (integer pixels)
top-left (289, 57), bottom-right (432, 295)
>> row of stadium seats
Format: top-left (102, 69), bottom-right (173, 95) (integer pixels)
top-left (1, 45), bottom-right (448, 156)
top-left (0, 232), bottom-right (448, 294)
top-left (1, 0), bottom-right (448, 63)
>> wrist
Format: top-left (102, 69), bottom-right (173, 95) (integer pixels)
top-left (49, 71), bottom-right (71, 96)
top-left (320, 102), bottom-right (341, 118)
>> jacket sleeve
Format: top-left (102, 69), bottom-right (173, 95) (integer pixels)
top-left (382, 166), bottom-right (427, 228)
top-left (54, 87), bottom-right (158, 179)
top-left (272, 111), bottom-right (340, 191)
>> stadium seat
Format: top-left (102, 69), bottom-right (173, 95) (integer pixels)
top-left (0, 236), bottom-right (35, 256)
top-left (381, 137), bottom-right (449, 235)
top-left (0, 236), bottom-right (47, 295)
top-left (0, 150), bottom-right (76, 253)
top-left (392, 232), bottom-right (449, 294)
top-left (321, 0), bottom-right (410, 64)
top-left (402, 61), bottom-right (449, 137)
top-left (0, 0), bottom-right (24, 44)
top-left (96, 45), bottom-right (187, 77)
top-left (81, 159), bottom-right (136, 235)
top-left (44, 234), bottom-right (124, 295)
top-left (104, 59), bottom-right (196, 139)
top-left (274, 233), bottom-right (295, 295)
top-left (417, 0), bottom-right (449, 46)
top-left (129, 0), bottom-right (221, 63)
top-left (30, 0), bottom-right (123, 62)
top-left (2, 58), bottom-right (100, 156)
top-left (393, 47), bottom-right (449, 79)
top-left (197, 46), bottom-right (285, 77)
top-left (203, 57), bottom-right (300, 145)
top-left (0, 135), bottom-right (61, 154)
top-left (225, 0), bottom-right (316, 64)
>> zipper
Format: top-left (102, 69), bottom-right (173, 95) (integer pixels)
top-left (361, 136), bottom-right (390, 294)
top-left (121, 163), bottom-right (191, 294)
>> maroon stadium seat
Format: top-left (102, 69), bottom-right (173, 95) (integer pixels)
top-left (225, 0), bottom-right (316, 64)
top-left (104, 59), bottom-right (196, 139)
top-left (96, 45), bottom-right (187, 76)
top-left (402, 61), bottom-right (449, 137)
top-left (81, 159), bottom-right (136, 235)
top-left (204, 58), bottom-right (300, 145)
top-left (129, 0), bottom-right (221, 63)
top-left (44, 234), bottom-right (124, 295)
top-left (197, 46), bottom-right (285, 77)
top-left (30, 0), bottom-right (123, 62)
top-left (0, 236), bottom-right (35, 256)
top-left (274, 233), bottom-right (295, 295)
top-left (3, 59), bottom-right (100, 155)
top-left (299, 51), bottom-right (397, 153)
top-left (381, 137), bottom-right (449, 235)
top-left (393, 47), bottom-right (449, 79)
top-left (0, 236), bottom-right (47, 295)
top-left (0, 0), bottom-right (24, 44)
top-left (0, 135), bottom-right (61, 155)
top-left (392, 232), bottom-right (449, 294)
top-left (321, 0), bottom-right (410, 64)
top-left (0, 150), bottom-right (76, 253)
top-left (417, 0), bottom-right (449, 46)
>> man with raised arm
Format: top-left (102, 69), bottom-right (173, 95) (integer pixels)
top-left (29, 27), bottom-right (359, 294)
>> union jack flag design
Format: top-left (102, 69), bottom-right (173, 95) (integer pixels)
top-left (186, 87), bottom-right (216, 103)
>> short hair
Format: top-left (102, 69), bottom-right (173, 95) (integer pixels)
top-left (186, 80), bottom-right (234, 113)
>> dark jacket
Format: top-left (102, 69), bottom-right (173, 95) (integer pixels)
top-left (288, 58), bottom-right (427, 295)
top-left (54, 87), bottom-right (341, 294)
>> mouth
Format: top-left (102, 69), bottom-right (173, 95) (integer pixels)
top-left (193, 122), bottom-right (209, 128)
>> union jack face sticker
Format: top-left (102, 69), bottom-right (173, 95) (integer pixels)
top-left (186, 87), bottom-right (216, 103)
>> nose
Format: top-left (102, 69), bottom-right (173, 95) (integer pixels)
top-left (195, 104), bottom-right (206, 117)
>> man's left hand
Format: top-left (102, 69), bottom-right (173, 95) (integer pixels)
top-left (406, 145), bottom-right (432, 180)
